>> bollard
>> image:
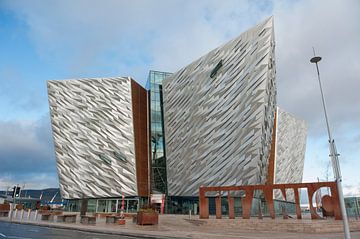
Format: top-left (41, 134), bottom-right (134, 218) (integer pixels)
top-left (27, 209), bottom-right (31, 220)
top-left (189, 210), bottom-right (192, 220)
top-left (14, 209), bottom-right (18, 219)
top-left (8, 206), bottom-right (11, 219)
top-left (20, 209), bottom-right (24, 220)
top-left (34, 210), bottom-right (38, 221)
top-left (9, 203), bottom-right (14, 221)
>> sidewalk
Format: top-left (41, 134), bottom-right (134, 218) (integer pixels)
top-left (1, 212), bottom-right (360, 239)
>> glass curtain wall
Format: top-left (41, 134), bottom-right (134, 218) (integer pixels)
top-left (147, 70), bottom-right (172, 194)
top-left (65, 198), bottom-right (139, 213)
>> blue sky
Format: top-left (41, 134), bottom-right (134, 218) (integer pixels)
top-left (0, 0), bottom-right (359, 195)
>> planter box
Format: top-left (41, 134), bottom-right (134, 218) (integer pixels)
top-left (81, 215), bottom-right (96, 225)
top-left (136, 211), bottom-right (158, 225)
top-left (0, 204), bottom-right (10, 217)
top-left (117, 219), bottom-right (126, 225)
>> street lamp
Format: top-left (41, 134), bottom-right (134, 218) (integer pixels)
top-left (310, 49), bottom-right (351, 239)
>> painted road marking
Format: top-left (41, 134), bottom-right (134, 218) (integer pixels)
top-left (7, 236), bottom-right (32, 239)
top-left (0, 233), bottom-right (6, 237)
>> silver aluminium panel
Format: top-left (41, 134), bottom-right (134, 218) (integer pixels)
top-left (48, 77), bottom-right (138, 199)
top-left (274, 107), bottom-right (307, 201)
top-left (163, 17), bottom-right (277, 196)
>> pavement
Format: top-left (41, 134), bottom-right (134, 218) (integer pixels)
top-left (0, 212), bottom-right (360, 239)
top-left (0, 221), bottom-right (145, 239)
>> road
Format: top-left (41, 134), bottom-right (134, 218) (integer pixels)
top-left (0, 221), bottom-right (151, 239)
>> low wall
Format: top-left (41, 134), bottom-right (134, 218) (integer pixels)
top-left (196, 217), bottom-right (360, 233)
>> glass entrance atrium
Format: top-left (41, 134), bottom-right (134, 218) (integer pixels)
top-left (147, 70), bottom-right (172, 194)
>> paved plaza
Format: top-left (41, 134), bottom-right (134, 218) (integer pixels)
top-left (1, 212), bottom-right (360, 239)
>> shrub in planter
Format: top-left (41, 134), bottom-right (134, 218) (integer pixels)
top-left (136, 205), bottom-right (158, 225)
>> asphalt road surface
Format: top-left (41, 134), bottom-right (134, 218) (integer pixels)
top-left (0, 221), bottom-right (151, 239)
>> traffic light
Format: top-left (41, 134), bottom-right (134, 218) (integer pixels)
top-left (15, 187), bottom-right (21, 197)
top-left (11, 186), bottom-right (21, 198)
top-left (11, 186), bottom-right (16, 198)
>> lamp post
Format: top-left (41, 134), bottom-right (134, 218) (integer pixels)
top-left (310, 50), bottom-right (351, 239)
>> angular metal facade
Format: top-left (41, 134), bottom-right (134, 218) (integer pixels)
top-left (47, 17), bottom-right (307, 203)
top-left (274, 107), bottom-right (307, 200)
top-left (163, 17), bottom-right (277, 196)
top-left (48, 77), bottom-right (140, 199)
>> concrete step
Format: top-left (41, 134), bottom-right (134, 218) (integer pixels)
top-left (192, 218), bottom-right (360, 233)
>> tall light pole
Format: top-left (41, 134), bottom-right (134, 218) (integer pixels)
top-left (310, 49), bottom-right (351, 239)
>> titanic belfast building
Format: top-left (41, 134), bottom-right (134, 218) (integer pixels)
top-left (47, 17), bottom-right (307, 213)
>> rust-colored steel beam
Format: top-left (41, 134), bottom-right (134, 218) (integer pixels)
top-left (228, 196), bottom-right (235, 219)
top-left (215, 196), bottom-right (222, 219)
top-left (266, 110), bottom-right (277, 185)
top-left (199, 182), bottom-right (341, 220)
top-left (293, 188), bottom-right (302, 219)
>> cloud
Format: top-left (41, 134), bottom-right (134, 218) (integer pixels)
top-left (0, 173), bottom-right (58, 190)
top-left (1, 0), bottom-right (359, 191)
top-left (0, 65), bottom-right (48, 119)
top-left (1, 0), bottom-right (272, 81)
top-left (0, 115), bottom-right (58, 189)
top-left (3, 0), bottom-right (359, 130)
top-left (343, 183), bottom-right (360, 197)
top-left (273, 0), bottom-right (360, 134)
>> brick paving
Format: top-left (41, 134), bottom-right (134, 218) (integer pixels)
top-left (1, 211), bottom-right (360, 239)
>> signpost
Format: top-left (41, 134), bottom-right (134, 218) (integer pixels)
top-left (310, 50), bottom-right (351, 239)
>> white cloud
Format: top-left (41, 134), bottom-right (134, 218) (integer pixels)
top-left (0, 173), bottom-right (58, 190)
top-left (273, 0), bottom-right (360, 131)
top-left (2, 0), bottom-right (272, 81)
top-left (343, 183), bottom-right (360, 197)
top-left (4, 0), bottom-right (359, 126)
top-left (1, 0), bottom-right (360, 191)
top-left (0, 116), bottom-right (57, 190)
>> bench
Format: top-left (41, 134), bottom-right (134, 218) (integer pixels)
top-left (0, 210), bottom-right (9, 217)
top-left (80, 215), bottom-right (96, 225)
top-left (105, 215), bottom-right (124, 223)
top-left (50, 211), bottom-right (63, 215)
top-left (41, 213), bottom-right (54, 221)
top-left (0, 204), bottom-right (10, 217)
top-left (57, 214), bottom-right (77, 223)
top-left (94, 212), bottom-right (113, 218)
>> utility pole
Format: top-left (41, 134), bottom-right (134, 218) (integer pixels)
top-left (310, 49), bottom-right (351, 239)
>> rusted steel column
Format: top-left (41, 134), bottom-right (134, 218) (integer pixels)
top-left (293, 187), bottom-right (302, 219)
top-left (215, 196), bottom-right (222, 219)
top-left (242, 188), bottom-right (253, 219)
top-left (264, 187), bottom-right (275, 219)
top-left (330, 183), bottom-right (342, 220)
top-left (199, 187), bottom-right (209, 219)
top-left (280, 188), bottom-right (287, 201)
top-left (307, 185), bottom-right (322, 220)
top-left (228, 195), bottom-right (235, 219)
top-left (266, 111), bottom-right (277, 185)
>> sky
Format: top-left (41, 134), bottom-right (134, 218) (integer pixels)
top-left (0, 0), bottom-right (359, 196)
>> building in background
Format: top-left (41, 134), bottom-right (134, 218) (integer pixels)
top-left (273, 107), bottom-right (307, 201)
top-left (163, 16), bottom-right (276, 197)
top-left (47, 17), bottom-right (308, 214)
top-left (48, 77), bottom-right (148, 212)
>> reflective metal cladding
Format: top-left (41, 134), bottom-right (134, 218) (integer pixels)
top-left (48, 77), bottom-right (148, 199)
top-left (47, 16), bottom-right (307, 201)
top-left (163, 17), bottom-right (277, 196)
top-left (274, 107), bottom-right (307, 201)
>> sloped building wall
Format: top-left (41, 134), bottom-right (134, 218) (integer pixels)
top-left (48, 77), bottom-right (141, 199)
top-left (274, 108), bottom-right (307, 201)
top-left (163, 17), bottom-right (277, 196)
